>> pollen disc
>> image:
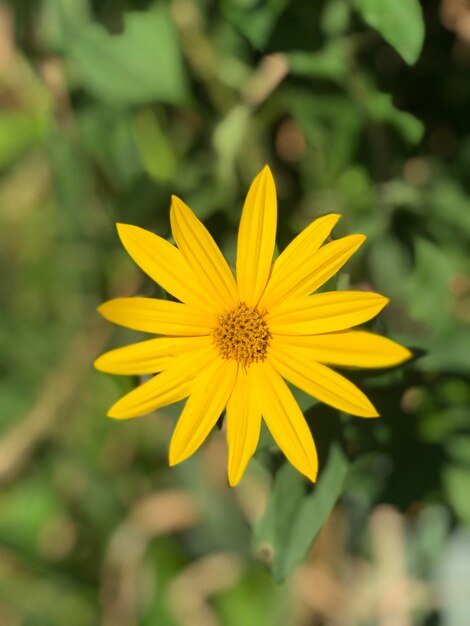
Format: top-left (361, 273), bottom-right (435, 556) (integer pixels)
top-left (212, 303), bottom-right (271, 367)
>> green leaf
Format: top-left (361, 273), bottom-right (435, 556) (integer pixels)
top-left (62, 6), bottom-right (188, 106)
top-left (78, 105), bottom-right (141, 187)
top-left (214, 104), bottom-right (251, 185)
top-left (445, 436), bottom-right (470, 466)
top-left (288, 41), bottom-right (349, 82)
top-left (321, 0), bottom-right (351, 36)
top-left (354, 0), bottom-right (425, 65)
top-left (443, 465), bottom-right (470, 523)
top-left (409, 238), bottom-right (457, 333)
top-left (0, 111), bottom-right (49, 167)
top-left (0, 478), bottom-right (64, 552)
top-left (133, 110), bottom-right (178, 183)
top-left (365, 91), bottom-right (424, 144)
top-left (254, 444), bottom-right (349, 581)
top-left (222, 0), bottom-right (289, 49)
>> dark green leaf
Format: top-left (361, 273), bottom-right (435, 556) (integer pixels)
top-left (255, 444), bottom-right (349, 581)
top-left (222, 0), bottom-right (289, 49)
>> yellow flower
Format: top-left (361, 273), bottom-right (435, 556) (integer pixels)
top-left (95, 166), bottom-right (411, 485)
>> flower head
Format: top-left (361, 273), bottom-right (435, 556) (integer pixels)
top-left (95, 166), bottom-right (411, 485)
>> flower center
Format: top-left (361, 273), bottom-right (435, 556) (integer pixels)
top-left (212, 303), bottom-right (271, 367)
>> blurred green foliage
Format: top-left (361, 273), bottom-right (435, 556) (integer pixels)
top-left (0, 0), bottom-right (469, 624)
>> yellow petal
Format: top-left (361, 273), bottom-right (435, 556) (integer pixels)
top-left (94, 335), bottom-right (212, 375)
top-left (169, 359), bottom-right (238, 465)
top-left (272, 331), bottom-right (412, 369)
top-left (269, 344), bottom-right (378, 418)
top-left (97, 297), bottom-right (215, 335)
top-left (116, 224), bottom-right (209, 308)
top-left (236, 166), bottom-right (277, 307)
top-left (225, 367), bottom-right (262, 486)
top-left (268, 291), bottom-right (389, 335)
top-left (260, 213), bottom-right (340, 309)
top-left (170, 196), bottom-right (237, 312)
top-left (107, 346), bottom-right (216, 419)
top-left (251, 361), bottom-right (318, 482)
top-left (262, 234), bottom-right (365, 310)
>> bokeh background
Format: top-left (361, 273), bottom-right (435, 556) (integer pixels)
top-left (1, 0), bottom-right (469, 624)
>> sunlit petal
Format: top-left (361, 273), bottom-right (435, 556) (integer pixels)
top-left (94, 335), bottom-right (212, 375)
top-left (269, 344), bottom-right (378, 418)
top-left (237, 166), bottom-right (277, 306)
top-left (272, 331), bottom-right (412, 368)
top-left (107, 346), bottom-right (217, 419)
top-left (262, 234), bottom-right (365, 310)
top-left (226, 367), bottom-right (262, 486)
top-left (260, 213), bottom-right (340, 309)
top-left (268, 291), bottom-right (389, 335)
top-left (169, 359), bottom-right (238, 465)
top-left (97, 297), bottom-right (216, 335)
top-left (170, 196), bottom-right (237, 312)
top-left (251, 361), bottom-right (318, 482)
top-left (116, 224), bottom-right (209, 307)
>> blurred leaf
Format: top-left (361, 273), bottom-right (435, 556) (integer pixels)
top-left (0, 479), bottom-right (63, 552)
top-left (428, 180), bottom-right (470, 238)
top-left (291, 95), bottom-right (362, 181)
top-left (215, 567), bottom-right (288, 626)
top-left (78, 105), bottom-right (141, 187)
top-left (419, 408), bottom-right (469, 443)
top-left (369, 235), bottom-right (412, 300)
top-left (222, 0), bottom-right (289, 49)
top-left (0, 567), bottom-right (96, 626)
top-left (40, 0), bottom-right (90, 49)
top-left (142, 540), bottom-right (188, 625)
top-left (336, 165), bottom-right (374, 214)
top-left (419, 331), bottom-right (470, 374)
top-left (410, 505), bottom-right (450, 576)
top-left (0, 57), bottom-right (50, 168)
top-left (133, 110), bottom-right (178, 183)
top-left (365, 91), bottom-right (424, 144)
top-left (47, 129), bottom-right (92, 219)
top-left (62, 5), bottom-right (188, 106)
top-left (0, 111), bottom-right (48, 168)
top-left (255, 444), bottom-right (349, 581)
top-left (288, 40), bottom-right (349, 82)
top-left (214, 104), bottom-right (251, 185)
top-left (321, 0), bottom-right (351, 36)
top-left (408, 238), bottom-right (456, 333)
top-left (354, 0), bottom-right (425, 64)
top-left (446, 436), bottom-right (470, 465)
top-left (443, 465), bottom-right (470, 523)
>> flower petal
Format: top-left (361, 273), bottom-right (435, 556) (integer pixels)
top-left (267, 291), bottom-right (389, 335)
top-left (116, 224), bottom-right (209, 307)
top-left (169, 359), bottom-right (238, 465)
top-left (107, 346), bottom-right (217, 419)
top-left (260, 213), bottom-right (340, 309)
top-left (94, 336), bottom-right (212, 375)
top-left (225, 367), bottom-right (262, 486)
top-left (272, 331), bottom-right (412, 369)
top-left (251, 361), bottom-right (318, 482)
top-left (170, 196), bottom-right (237, 312)
top-left (236, 166), bottom-right (277, 307)
top-left (269, 344), bottom-right (378, 418)
top-left (262, 234), bottom-right (365, 310)
top-left (97, 297), bottom-right (215, 335)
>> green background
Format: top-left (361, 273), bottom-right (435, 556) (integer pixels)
top-left (0, 0), bottom-right (469, 624)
